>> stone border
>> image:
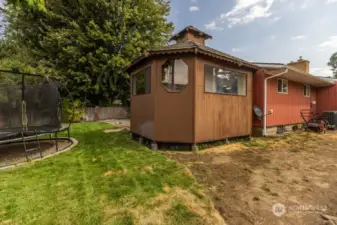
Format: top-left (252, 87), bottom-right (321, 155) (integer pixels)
top-left (0, 137), bottom-right (78, 171)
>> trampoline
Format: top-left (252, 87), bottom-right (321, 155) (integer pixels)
top-left (0, 70), bottom-right (74, 161)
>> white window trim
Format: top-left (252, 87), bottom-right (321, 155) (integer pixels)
top-left (277, 78), bottom-right (288, 94)
top-left (304, 84), bottom-right (310, 97)
top-left (204, 65), bottom-right (247, 96)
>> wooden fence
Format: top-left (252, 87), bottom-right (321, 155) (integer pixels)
top-left (84, 107), bottom-right (129, 121)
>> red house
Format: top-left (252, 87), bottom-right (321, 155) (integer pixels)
top-left (316, 78), bottom-right (337, 114)
top-left (252, 58), bottom-right (334, 136)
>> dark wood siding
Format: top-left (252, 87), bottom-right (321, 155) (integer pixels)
top-left (130, 60), bottom-right (155, 140)
top-left (195, 57), bottom-right (253, 143)
top-left (154, 56), bottom-right (195, 143)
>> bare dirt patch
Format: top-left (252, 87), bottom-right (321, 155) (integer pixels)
top-left (165, 132), bottom-right (337, 225)
top-left (0, 140), bottom-right (72, 167)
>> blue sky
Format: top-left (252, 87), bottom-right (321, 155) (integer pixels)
top-left (168, 0), bottom-right (337, 77)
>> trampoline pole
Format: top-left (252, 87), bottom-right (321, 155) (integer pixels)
top-left (55, 132), bottom-right (59, 152)
top-left (22, 74), bottom-right (25, 101)
top-left (21, 131), bottom-right (28, 162)
top-left (35, 130), bottom-right (42, 158)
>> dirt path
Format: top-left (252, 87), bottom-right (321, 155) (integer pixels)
top-left (165, 132), bottom-right (337, 225)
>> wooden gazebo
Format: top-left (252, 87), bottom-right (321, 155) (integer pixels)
top-left (127, 26), bottom-right (259, 150)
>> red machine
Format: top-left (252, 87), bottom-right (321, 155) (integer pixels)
top-left (300, 109), bottom-right (328, 133)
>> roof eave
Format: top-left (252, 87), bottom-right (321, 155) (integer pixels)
top-left (196, 49), bottom-right (260, 70)
top-left (286, 66), bottom-right (334, 87)
top-left (263, 66), bottom-right (334, 87)
top-left (127, 46), bottom-right (260, 72)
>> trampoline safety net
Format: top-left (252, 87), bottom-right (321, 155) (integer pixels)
top-left (0, 71), bottom-right (64, 140)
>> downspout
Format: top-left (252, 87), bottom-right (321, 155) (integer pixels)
top-left (263, 67), bottom-right (289, 136)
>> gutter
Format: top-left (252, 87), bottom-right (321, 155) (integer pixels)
top-left (263, 67), bottom-right (289, 136)
top-left (286, 66), bottom-right (335, 86)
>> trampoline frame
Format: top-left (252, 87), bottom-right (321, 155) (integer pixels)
top-left (0, 70), bottom-right (75, 162)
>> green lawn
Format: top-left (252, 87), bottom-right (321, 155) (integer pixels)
top-left (0, 123), bottom-right (221, 225)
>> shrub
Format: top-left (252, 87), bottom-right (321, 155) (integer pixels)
top-left (62, 99), bottom-right (85, 123)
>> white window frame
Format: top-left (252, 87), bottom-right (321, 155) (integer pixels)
top-left (204, 65), bottom-right (247, 96)
top-left (304, 84), bottom-right (310, 97)
top-left (277, 78), bottom-right (288, 94)
top-left (161, 59), bottom-right (189, 92)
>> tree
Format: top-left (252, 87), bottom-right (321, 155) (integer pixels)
top-left (6, 0), bottom-right (173, 106)
top-left (5, 0), bottom-right (45, 11)
top-left (0, 5), bottom-right (54, 77)
top-left (328, 52), bottom-right (337, 78)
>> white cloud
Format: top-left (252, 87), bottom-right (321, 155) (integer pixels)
top-left (291, 35), bottom-right (306, 40)
top-left (190, 0), bottom-right (198, 2)
top-left (297, 47), bottom-right (304, 52)
top-left (287, 1), bottom-right (296, 10)
top-left (269, 35), bottom-right (276, 40)
top-left (300, 0), bottom-right (310, 9)
top-left (271, 16), bottom-right (281, 22)
top-left (221, 0), bottom-right (275, 27)
top-left (318, 36), bottom-right (337, 48)
top-left (204, 21), bottom-right (224, 30)
top-left (311, 67), bottom-right (333, 77)
top-left (232, 48), bottom-right (243, 52)
top-left (189, 6), bottom-right (200, 12)
top-left (326, 0), bottom-right (337, 4)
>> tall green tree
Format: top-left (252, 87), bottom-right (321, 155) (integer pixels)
top-left (6, 0), bottom-right (45, 10)
top-left (328, 52), bottom-right (337, 78)
top-left (6, 0), bottom-right (173, 106)
top-left (0, 4), bottom-right (54, 79)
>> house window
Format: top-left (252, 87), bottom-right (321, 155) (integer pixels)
top-left (162, 59), bottom-right (188, 92)
top-left (277, 79), bottom-right (288, 94)
top-left (304, 85), bottom-right (310, 97)
top-left (204, 65), bottom-right (247, 96)
top-left (132, 67), bottom-right (151, 95)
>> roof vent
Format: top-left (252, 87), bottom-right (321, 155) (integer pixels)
top-left (169, 26), bottom-right (212, 46)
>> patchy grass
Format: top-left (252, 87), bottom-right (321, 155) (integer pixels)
top-left (0, 122), bottom-right (223, 225)
top-left (166, 203), bottom-right (203, 225)
top-left (165, 131), bottom-right (337, 225)
top-left (199, 137), bottom-right (250, 151)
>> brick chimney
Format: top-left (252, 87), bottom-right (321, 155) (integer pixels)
top-left (170, 26), bottom-right (212, 46)
top-left (288, 56), bottom-right (310, 73)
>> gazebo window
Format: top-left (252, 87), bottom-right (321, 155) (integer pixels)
top-left (204, 65), bottom-right (247, 96)
top-left (132, 67), bottom-right (151, 95)
top-left (162, 59), bottom-right (188, 92)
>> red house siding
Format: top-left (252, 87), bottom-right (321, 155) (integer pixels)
top-left (252, 70), bottom-right (265, 126)
top-left (316, 82), bottom-right (337, 113)
top-left (253, 70), bottom-right (315, 127)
